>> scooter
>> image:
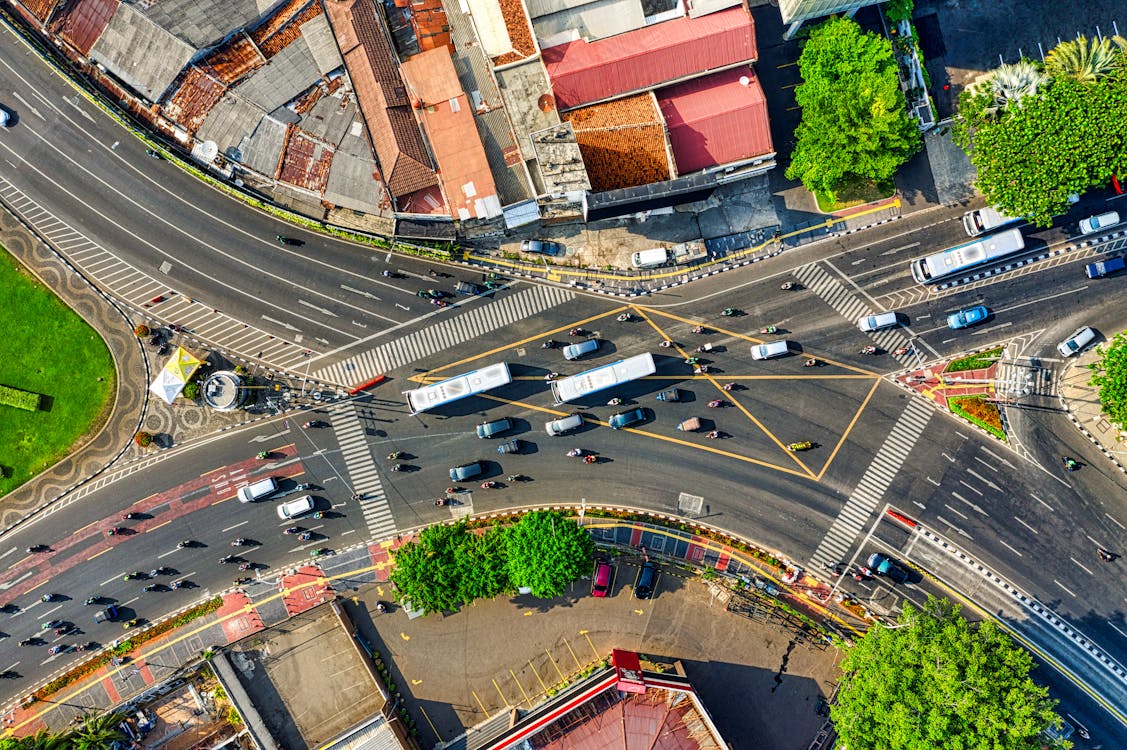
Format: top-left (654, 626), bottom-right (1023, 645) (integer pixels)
top-left (616, 313), bottom-right (633, 322)
top-left (542, 340), bottom-right (558, 349)
top-left (387, 451), bottom-right (404, 460)
top-left (722, 308), bottom-right (737, 317)
top-left (759, 326), bottom-right (777, 334)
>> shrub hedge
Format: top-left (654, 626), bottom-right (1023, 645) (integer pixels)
top-left (0, 384), bottom-right (41, 411)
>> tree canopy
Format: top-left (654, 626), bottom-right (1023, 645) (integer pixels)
top-left (954, 38), bottom-right (1127, 226)
top-left (389, 512), bottom-right (593, 615)
top-left (1089, 330), bottom-right (1127, 430)
top-left (0, 713), bottom-right (125, 749)
top-left (832, 598), bottom-right (1063, 750)
top-left (785, 16), bottom-right (921, 196)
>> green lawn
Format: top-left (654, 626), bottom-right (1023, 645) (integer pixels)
top-left (0, 249), bottom-right (116, 497)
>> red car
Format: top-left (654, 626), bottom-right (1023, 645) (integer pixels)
top-left (591, 561), bottom-right (614, 597)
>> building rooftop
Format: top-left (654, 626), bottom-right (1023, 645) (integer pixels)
top-left (50, 0), bottom-right (116, 56)
top-left (485, 0), bottom-right (538, 65)
top-left (400, 46), bottom-right (500, 220)
top-left (530, 0), bottom-right (645, 46)
top-left (494, 59), bottom-right (560, 162)
top-left (162, 66), bottom-right (229, 133)
top-left (656, 65), bottom-right (773, 174)
top-left (562, 93), bottom-right (670, 191)
top-left (529, 122), bottom-right (591, 194)
top-left (231, 37), bottom-right (321, 114)
top-left (278, 128), bottom-right (334, 192)
top-left (301, 13), bottom-right (345, 76)
top-left (326, 0), bottom-right (438, 199)
top-left (20, 0), bottom-right (56, 23)
top-left (135, 0), bottom-right (264, 49)
top-left (325, 150), bottom-right (388, 214)
top-left (541, 5), bottom-right (757, 110)
top-left (89, 4), bottom-right (196, 102)
top-left (200, 33), bottom-right (265, 85)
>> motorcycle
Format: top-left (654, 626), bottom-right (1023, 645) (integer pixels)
top-left (567, 449), bottom-right (583, 458)
top-left (238, 563), bottom-right (253, 571)
top-left (143, 584), bottom-right (159, 592)
top-left (1062, 456), bottom-right (1079, 472)
top-left (41, 594), bottom-right (59, 603)
top-left (123, 572), bottom-right (140, 581)
top-left (84, 597), bottom-right (97, 606)
top-left (177, 540), bottom-right (192, 549)
top-left (721, 383), bottom-right (736, 392)
top-left (787, 441), bottom-right (813, 452)
top-left (391, 464), bottom-right (407, 472)
top-left (893, 347), bottom-right (910, 356)
top-left (722, 308), bottom-right (736, 317)
top-left (583, 455), bottom-right (597, 464)
top-left (42, 620), bottom-right (62, 630)
top-left (375, 601), bottom-right (388, 614)
top-left (707, 400), bottom-right (724, 408)
top-left (616, 313), bottom-right (633, 322)
top-left (542, 340), bottom-right (558, 349)
top-left (759, 326), bottom-right (777, 334)
top-left (484, 281), bottom-right (503, 290)
top-left (691, 326), bottom-right (706, 334)
top-left (121, 512), bottom-right (141, 520)
top-left (607, 398), bottom-right (622, 406)
top-left (49, 645), bottom-right (65, 655)
top-left (568, 328), bottom-right (585, 337)
top-left (310, 548), bottom-right (330, 558)
top-left (231, 538), bottom-right (248, 547)
top-left (54, 626), bottom-right (70, 636)
top-left (108, 527), bottom-right (125, 536)
top-left (780, 282), bottom-right (797, 291)
top-left (313, 511), bottom-right (325, 520)
top-left (387, 451), bottom-right (404, 460)
top-left (302, 421), bottom-right (314, 429)
top-left (171, 580), bottom-right (183, 589)
top-left (234, 577), bottom-right (252, 586)
top-left (706, 431), bottom-right (720, 440)
top-left (381, 270), bottom-right (403, 278)
top-left (804, 358), bottom-right (818, 367)
top-left (284, 527), bottom-right (301, 535)
top-left (685, 357), bottom-right (701, 366)
top-left (480, 481), bottom-right (497, 489)
top-left (219, 555), bottom-right (237, 564)
top-left (860, 346), bottom-right (877, 355)
top-left (1096, 548), bottom-right (1113, 562)
top-left (507, 474), bottom-right (527, 482)
top-left (544, 372), bottom-right (559, 381)
top-left (659, 340), bottom-right (673, 348)
top-left (256, 451), bottom-right (269, 459)
top-left (26, 545), bottom-right (48, 553)
top-left (299, 532), bottom-right (313, 541)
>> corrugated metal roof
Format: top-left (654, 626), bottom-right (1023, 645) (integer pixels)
top-left (232, 36), bottom-right (320, 113)
top-left (162, 66), bottom-right (228, 133)
top-left (89, 4), bottom-right (195, 102)
top-left (542, 5), bottom-right (757, 110)
top-left (51, 0), bottom-right (117, 56)
top-left (656, 65), bottom-right (772, 174)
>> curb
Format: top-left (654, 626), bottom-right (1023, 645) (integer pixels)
top-left (1055, 360), bottom-right (1127, 476)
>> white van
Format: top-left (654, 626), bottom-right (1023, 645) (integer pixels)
top-left (1057, 326), bottom-right (1095, 357)
top-left (751, 340), bottom-right (790, 360)
top-left (277, 495), bottom-right (315, 520)
top-left (1078, 211), bottom-right (1120, 235)
top-left (545, 413), bottom-right (584, 436)
top-left (962, 206), bottom-right (1020, 236)
top-left (857, 311), bottom-right (900, 332)
top-left (631, 248), bottom-right (669, 269)
top-left (237, 477), bottom-right (278, 503)
top-left (563, 338), bottom-right (600, 361)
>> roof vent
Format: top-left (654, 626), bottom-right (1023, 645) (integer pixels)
top-left (538, 94), bottom-right (555, 112)
top-left (739, 76), bottom-right (750, 86)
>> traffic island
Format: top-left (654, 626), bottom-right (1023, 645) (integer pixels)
top-left (895, 346), bottom-right (1008, 442)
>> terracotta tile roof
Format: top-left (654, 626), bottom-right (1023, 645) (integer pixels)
top-left (249, 0), bottom-right (307, 48)
top-left (162, 66), bottom-right (228, 133)
top-left (410, 0), bottom-right (452, 52)
top-left (279, 128), bottom-right (334, 192)
top-left (562, 94), bottom-right (671, 192)
top-left (257, 2), bottom-right (324, 59)
top-left (50, 0), bottom-right (116, 56)
top-left (401, 47), bottom-right (498, 219)
top-left (542, 5), bottom-right (757, 110)
top-left (326, 0), bottom-right (437, 198)
top-left (492, 0), bottom-right (536, 66)
top-left (657, 66), bottom-right (772, 174)
top-left (201, 33), bottom-right (265, 85)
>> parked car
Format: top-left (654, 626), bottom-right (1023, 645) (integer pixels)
top-left (866, 553), bottom-right (909, 584)
top-left (591, 561), bottom-right (614, 598)
top-left (1078, 211), bottom-right (1120, 235)
top-left (946, 305), bottom-right (988, 330)
top-left (1057, 326), bottom-right (1096, 357)
top-left (634, 561), bottom-right (657, 599)
top-left (476, 417), bottom-right (512, 439)
top-left (520, 239), bottom-right (563, 256)
top-left (609, 408), bottom-right (646, 430)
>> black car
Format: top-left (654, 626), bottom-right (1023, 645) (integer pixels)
top-left (634, 562), bottom-right (657, 599)
top-left (455, 281), bottom-right (485, 295)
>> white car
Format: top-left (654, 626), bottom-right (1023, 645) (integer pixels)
top-left (0, 110), bottom-right (8, 127)
top-left (276, 495), bottom-right (315, 519)
top-left (1057, 326), bottom-right (1096, 357)
top-left (1078, 211), bottom-right (1119, 235)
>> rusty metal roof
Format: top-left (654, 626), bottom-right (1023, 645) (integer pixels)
top-left (50, 0), bottom-right (116, 56)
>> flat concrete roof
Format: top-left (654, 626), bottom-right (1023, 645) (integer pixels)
top-left (227, 601), bottom-right (385, 748)
top-left (89, 4), bottom-right (194, 102)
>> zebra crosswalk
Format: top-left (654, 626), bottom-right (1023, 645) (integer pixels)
top-left (330, 402), bottom-right (397, 540)
top-left (313, 285), bottom-right (576, 386)
top-left (810, 398), bottom-right (934, 571)
top-left (793, 263), bottom-right (918, 366)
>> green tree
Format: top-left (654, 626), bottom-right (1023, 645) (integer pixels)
top-left (389, 522), bottom-right (476, 615)
top-left (505, 511), bottom-right (593, 598)
top-left (455, 521), bottom-right (510, 602)
top-left (833, 598), bottom-right (1063, 750)
top-left (70, 712), bottom-right (126, 749)
top-left (1089, 330), bottom-right (1127, 430)
top-left (785, 16), bottom-right (921, 196)
top-left (1045, 35), bottom-right (1123, 83)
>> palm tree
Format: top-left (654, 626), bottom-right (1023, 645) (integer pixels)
top-left (978, 61), bottom-right (1048, 118)
top-left (1044, 35), bottom-right (1123, 82)
top-left (21, 729), bottom-right (68, 750)
top-left (68, 712), bottom-right (126, 750)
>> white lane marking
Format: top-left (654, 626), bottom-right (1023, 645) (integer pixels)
top-left (1013, 517), bottom-right (1038, 534)
top-left (221, 521), bottom-right (250, 533)
top-left (997, 539), bottom-right (1023, 557)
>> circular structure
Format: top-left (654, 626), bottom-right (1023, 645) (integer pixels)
top-left (201, 370), bottom-right (246, 411)
top-left (537, 93), bottom-right (555, 112)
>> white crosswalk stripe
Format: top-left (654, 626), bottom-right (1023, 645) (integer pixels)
top-left (810, 398), bottom-right (934, 570)
top-left (330, 402), bottom-right (397, 540)
top-left (313, 285), bottom-right (576, 386)
top-left (793, 264), bottom-right (917, 366)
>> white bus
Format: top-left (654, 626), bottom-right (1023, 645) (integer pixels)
top-left (404, 362), bottom-right (512, 414)
top-left (551, 353), bottom-right (656, 405)
top-left (909, 228), bottom-right (1026, 285)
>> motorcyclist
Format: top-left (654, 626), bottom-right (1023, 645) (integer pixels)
top-left (707, 400), bottom-right (723, 408)
top-left (313, 512), bottom-right (325, 520)
top-left (1097, 548), bottom-right (1113, 562)
top-left (299, 532), bottom-right (313, 541)
top-left (284, 527), bottom-right (300, 535)
top-left (84, 597), bottom-right (97, 606)
top-left (50, 645), bottom-right (65, 655)
top-left (507, 474), bottom-right (523, 482)
top-left (232, 538), bottom-right (247, 547)
top-left (121, 512), bottom-right (140, 520)
top-left (583, 455), bottom-right (597, 464)
top-left (1062, 456), bottom-right (1079, 471)
top-left (18, 639), bottom-right (33, 646)
top-left (804, 358), bottom-right (818, 367)
top-left (722, 308), bottom-right (735, 317)
top-left (542, 340), bottom-right (557, 349)
top-left (567, 448), bottom-right (582, 458)
top-left (684, 356), bottom-right (700, 365)
top-left (659, 340), bottom-right (672, 348)
top-left (150, 568), bottom-right (162, 577)
top-left (171, 580), bottom-right (183, 589)
top-left (123, 572), bottom-right (139, 581)
top-left (721, 383), bottom-right (735, 392)
top-left (42, 620), bottom-right (62, 630)
top-left (607, 397), bottom-right (622, 406)
top-left (41, 593), bottom-right (58, 603)
top-left (616, 313), bottom-right (632, 322)
top-left (691, 326), bottom-right (705, 334)
top-left (861, 345), bottom-right (877, 355)
top-left (706, 431), bottom-right (720, 440)
top-left (178, 540), bottom-right (192, 548)
top-left (108, 526), bottom-right (125, 536)
top-left (759, 326), bottom-right (776, 334)
top-left (143, 584), bottom-right (159, 592)
top-left (302, 421), bottom-right (313, 429)
top-left (780, 281), bottom-right (795, 290)
top-left (480, 481), bottom-right (497, 489)
top-left (569, 328), bottom-right (584, 336)
top-left (544, 372), bottom-right (559, 381)
top-left (387, 451), bottom-right (404, 460)
top-left (238, 563), bottom-right (252, 571)
top-left (391, 464), bottom-right (405, 472)
top-left (219, 555), bottom-right (237, 564)
top-left (234, 577), bottom-right (251, 585)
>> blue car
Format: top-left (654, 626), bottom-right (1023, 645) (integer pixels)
top-left (608, 408), bottom-right (646, 430)
top-left (946, 305), bottom-right (989, 330)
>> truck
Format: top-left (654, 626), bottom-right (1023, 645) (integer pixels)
top-left (670, 241), bottom-right (707, 266)
top-left (962, 206), bottom-right (1021, 236)
top-left (1084, 255), bottom-right (1125, 279)
top-left (631, 248), bottom-right (669, 269)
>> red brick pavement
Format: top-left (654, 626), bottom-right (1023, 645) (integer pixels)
top-left (280, 566), bottom-right (334, 616)
top-left (216, 591), bottom-right (266, 641)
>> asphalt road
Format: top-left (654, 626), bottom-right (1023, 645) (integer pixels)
top-left (1, 13), bottom-right (1126, 742)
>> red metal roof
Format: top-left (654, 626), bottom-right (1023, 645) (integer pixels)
top-left (542, 6), bottom-right (757, 111)
top-left (51, 0), bottom-right (116, 56)
top-left (657, 66), bottom-right (773, 174)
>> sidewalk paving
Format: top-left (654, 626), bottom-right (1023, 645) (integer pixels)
top-left (1057, 348), bottom-right (1127, 475)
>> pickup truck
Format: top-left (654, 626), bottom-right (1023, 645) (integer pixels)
top-left (1085, 255), bottom-right (1125, 279)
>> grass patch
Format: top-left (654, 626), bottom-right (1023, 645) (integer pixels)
top-left (0, 249), bottom-right (116, 496)
top-left (944, 347), bottom-right (1004, 373)
top-left (949, 396), bottom-right (1006, 440)
top-left (814, 179), bottom-right (895, 212)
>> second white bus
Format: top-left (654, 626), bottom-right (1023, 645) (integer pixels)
top-left (909, 228), bottom-right (1026, 285)
top-left (550, 353), bottom-right (656, 405)
top-left (404, 362), bottom-right (512, 414)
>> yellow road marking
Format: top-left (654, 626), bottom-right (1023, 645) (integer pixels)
top-left (815, 376), bottom-right (882, 481)
top-left (528, 659), bottom-right (549, 693)
top-left (471, 689), bottom-right (490, 717)
top-left (84, 548), bottom-right (110, 562)
top-left (545, 650), bottom-right (566, 682)
top-left (511, 668), bottom-right (533, 707)
top-left (418, 705), bottom-right (441, 742)
top-left (147, 519), bottom-right (172, 532)
top-left (580, 632), bottom-right (600, 660)
top-left (492, 677), bottom-right (509, 707)
top-left (411, 678), bottom-right (422, 685)
top-left (563, 639), bottom-right (582, 671)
